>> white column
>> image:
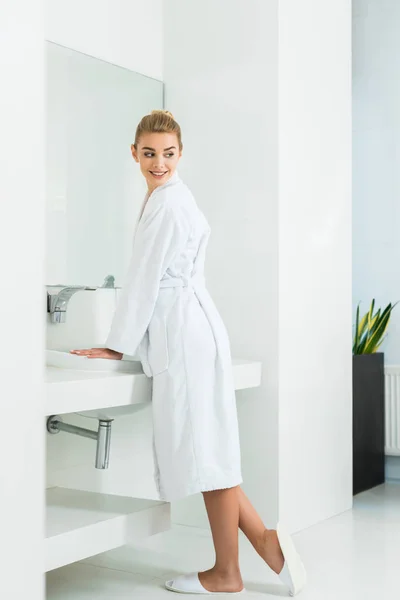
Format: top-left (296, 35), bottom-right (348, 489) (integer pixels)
top-left (278, 0), bottom-right (352, 532)
top-left (0, 1), bottom-right (45, 597)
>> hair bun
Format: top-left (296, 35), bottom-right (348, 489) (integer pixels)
top-left (151, 109), bottom-right (175, 120)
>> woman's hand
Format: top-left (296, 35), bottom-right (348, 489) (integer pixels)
top-left (70, 348), bottom-right (123, 360)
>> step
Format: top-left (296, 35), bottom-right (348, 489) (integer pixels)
top-left (45, 487), bottom-right (170, 571)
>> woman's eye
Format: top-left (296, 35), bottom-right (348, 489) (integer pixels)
top-left (143, 152), bottom-right (174, 158)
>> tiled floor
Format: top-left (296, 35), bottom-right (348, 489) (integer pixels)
top-left (46, 483), bottom-right (400, 599)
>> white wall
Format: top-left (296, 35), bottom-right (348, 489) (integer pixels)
top-left (353, 0), bottom-right (400, 364)
top-left (353, 0), bottom-right (400, 480)
top-left (0, 1), bottom-right (45, 598)
top-left (46, 0), bottom-right (163, 79)
top-left (164, 0), bottom-right (352, 532)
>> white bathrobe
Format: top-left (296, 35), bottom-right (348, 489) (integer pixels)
top-left (106, 171), bottom-right (242, 501)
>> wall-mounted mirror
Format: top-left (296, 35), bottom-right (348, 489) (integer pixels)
top-left (46, 42), bottom-right (164, 287)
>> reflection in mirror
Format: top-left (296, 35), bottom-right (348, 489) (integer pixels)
top-left (46, 42), bottom-right (164, 287)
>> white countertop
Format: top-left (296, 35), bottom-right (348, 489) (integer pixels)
top-left (45, 358), bottom-right (262, 417)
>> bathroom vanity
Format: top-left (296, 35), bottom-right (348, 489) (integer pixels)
top-left (44, 356), bottom-right (262, 571)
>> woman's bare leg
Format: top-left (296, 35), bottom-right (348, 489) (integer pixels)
top-left (199, 486), bottom-right (244, 593)
top-left (237, 486), bottom-right (284, 574)
top-left (198, 486), bottom-right (284, 592)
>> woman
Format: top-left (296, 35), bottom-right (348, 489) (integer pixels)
top-left (71, 110), bottom-right (306, 596)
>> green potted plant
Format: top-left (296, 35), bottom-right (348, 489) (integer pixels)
top-left (352, 299), bottom-right (397, 495)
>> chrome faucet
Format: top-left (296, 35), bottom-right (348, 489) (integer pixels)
top-left (101, 274), bottom-right (115, 288)
top-left (47, 285), bottom-right (96, 323)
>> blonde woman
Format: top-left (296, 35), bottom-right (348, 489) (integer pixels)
top-left (71, 110), bottom-right (306, 596)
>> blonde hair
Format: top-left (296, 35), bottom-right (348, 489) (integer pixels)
top-left (134, 110), bottom-right (183, 151)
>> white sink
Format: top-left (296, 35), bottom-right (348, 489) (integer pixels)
top-left (45, 349), bottom-right (150, 420)
top-left (46, 348), bottom-right (143, 374)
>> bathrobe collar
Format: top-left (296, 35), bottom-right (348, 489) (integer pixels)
top-left (152, 170), bottom-right (181, 196)
top-left (138, 171), bottom-right (182, 227)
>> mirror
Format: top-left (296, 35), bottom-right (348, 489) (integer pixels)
top-left (46, 42), bottom-right (164, 287)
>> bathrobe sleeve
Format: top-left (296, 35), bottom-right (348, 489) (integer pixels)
top-left (105, 200), bottom-right (189, 356)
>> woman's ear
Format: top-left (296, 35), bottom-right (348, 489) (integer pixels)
top-left (131, 144), bottom-right (139, 163)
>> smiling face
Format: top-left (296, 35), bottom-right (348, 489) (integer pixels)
top-left (131, 132), bottom-right (182, 193)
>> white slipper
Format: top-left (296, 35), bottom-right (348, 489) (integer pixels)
top-left (165, 572), bottom-right (246, 595)
top-left (276, 522), bottom-right (307, 596)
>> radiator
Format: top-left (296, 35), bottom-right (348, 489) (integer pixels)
top-left (385, 366), bottom-right (400, 456)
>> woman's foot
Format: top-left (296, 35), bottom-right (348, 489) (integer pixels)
top-left (198, 566), bottom-right (244, 593)
top-left (257, 529), bottom-right (285, 574)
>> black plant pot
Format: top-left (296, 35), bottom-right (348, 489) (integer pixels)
top-left (353, 352), bottom-right (385, 495)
